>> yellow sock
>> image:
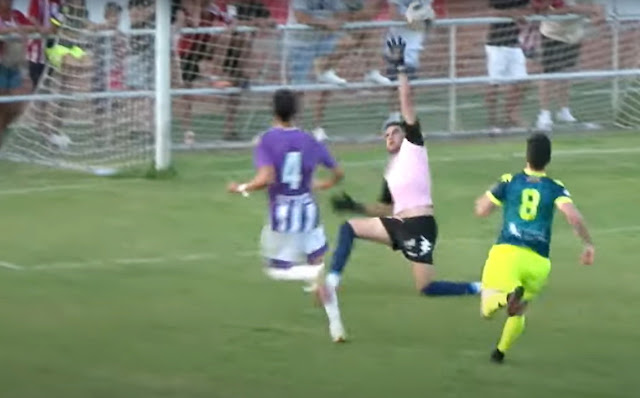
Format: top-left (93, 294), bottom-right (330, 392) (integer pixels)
top-left (497, 315), bottom-right (525, 353)
top-left (481, 293), bottom-right (507, 318)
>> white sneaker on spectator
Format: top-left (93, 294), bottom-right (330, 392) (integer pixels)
top-left (536, 110), bottom-right (553, 132)
top-left (364, 70), bottom-right (392, 85)
top-left (556, 107), bottom-right (577, 123)
top-left (183, 131), bottom-right (195, 146)
top-left (317, 69), bottom-right (347, 86)
top-left (48, 133), bottom-right (72, 149)
top-left (312, 127), bottom-right (329, 142)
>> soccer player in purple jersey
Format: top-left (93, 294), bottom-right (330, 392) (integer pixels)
top-left (316, 37), bottom-right (480, 342)
top-left (228, 89), bottom-right (346, 334)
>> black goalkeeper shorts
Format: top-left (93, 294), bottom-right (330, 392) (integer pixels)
top-left (380, 215), bottom-right (438, 264)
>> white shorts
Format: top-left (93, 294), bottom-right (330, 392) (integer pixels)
top-left (485, 45), bottom-right (528, 83)
top-left (260, 225), bottom-right (328, 266)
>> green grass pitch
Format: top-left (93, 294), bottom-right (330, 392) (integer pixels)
top-left (0, 132), bottom-right (638, 397)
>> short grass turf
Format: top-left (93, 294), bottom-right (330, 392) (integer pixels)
top-left (0, 132), bottom-right (638, 398)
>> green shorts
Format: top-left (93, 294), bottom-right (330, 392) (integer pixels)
top-left (46, 44), bottom-right (86, 68)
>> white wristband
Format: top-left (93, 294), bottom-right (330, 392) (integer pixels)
top-left (237, 184), bottom-right (249, 197)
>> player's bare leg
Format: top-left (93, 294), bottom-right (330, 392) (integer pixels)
top-left (410, 261), bottom-right (436, 292)
top-left (348, 217), bottom-right (394, 244)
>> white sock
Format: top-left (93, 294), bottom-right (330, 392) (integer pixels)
top-left (322, 286), bottom-right (343, 326)
top-left (539, 109), bottom-right (551, 117)
top-left (325, 272), bottom-right (341, 288)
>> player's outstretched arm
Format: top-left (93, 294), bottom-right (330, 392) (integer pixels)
top-left (313, 166), bottom-right (345, 191)
top-left (557, 202), bottom-right (595, 265)
top-left (475, 193), bottom-right (498, 218)
top-left (331, 180), bottom-right (393, 217)
top-left (313, 142), bottom-right (345, 191)
top-left (387, 37), bottom-right (416, 125)
top-left (332, 192), bottom-right (393, 217)
top-left (227, 166), bottom-right (275, 196)
top-left (476, 174), bottom-right (511, 217)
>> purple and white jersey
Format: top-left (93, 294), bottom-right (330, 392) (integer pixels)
top-left (254, 127), bottom-right (337, 233)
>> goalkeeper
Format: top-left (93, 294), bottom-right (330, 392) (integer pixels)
top-left (318, 38), bottom-right (480, 338)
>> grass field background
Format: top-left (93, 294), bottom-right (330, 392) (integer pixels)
top-left (0, 132), bottom-right (639, 397)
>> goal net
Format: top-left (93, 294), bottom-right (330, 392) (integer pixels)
top-left (1, 1), bottom-right (638, 174)
top-left (4, 0), bottom-right (155, 175)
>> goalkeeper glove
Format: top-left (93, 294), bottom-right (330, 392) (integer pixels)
top-left (331, 192), bottom-right (366, 214)
top-left (386, 36), bottom-right (407, 73)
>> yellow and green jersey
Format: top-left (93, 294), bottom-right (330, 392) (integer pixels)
top-left (486, 169), bottom-right (572, 258)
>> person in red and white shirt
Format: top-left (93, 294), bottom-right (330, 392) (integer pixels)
top-left (0, 0), bottom-right (40, 147)
top-left (26, 0), bottom-right (61, 90)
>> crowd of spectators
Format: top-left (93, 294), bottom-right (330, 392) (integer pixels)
top-left (0, 0), bottom-right (607, 147)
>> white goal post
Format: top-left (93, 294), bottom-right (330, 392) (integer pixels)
top-left (1, 3), bottom-right (638, 175)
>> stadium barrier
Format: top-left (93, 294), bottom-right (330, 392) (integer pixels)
top-left (0, 3), bottom-right (638, 175)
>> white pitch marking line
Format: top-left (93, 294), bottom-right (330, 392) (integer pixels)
top-left (0, 260), bottom-right (24, 270)
top-left (0, 178), bottom-right (143, 197)
top-left (1, 145), bottom-right (639, 195)
top-left (0, 183), bottom-right (106, 196)
top-left (30, 253), bottom-right (223, 271)
top-left (207, 145), bottom-right (640, 177)
top-left (23, 225), bottom-right (640, 272)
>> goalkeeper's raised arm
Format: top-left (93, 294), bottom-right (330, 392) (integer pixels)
top-left (388, 37), bottom-right (417, 126)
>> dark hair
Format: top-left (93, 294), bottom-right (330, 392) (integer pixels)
top-left (526, 133), bottom-right (552, 170)
top-left (273, 89), bottom-right (298, 122)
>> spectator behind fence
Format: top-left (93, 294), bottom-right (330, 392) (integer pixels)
top-left (534, 0), bottom-right (604, 132)
top-left (46, 0), bottom-right (93, 91)
top-left (345, 0), bottom-right (391, 85)
top-left (222, 0), bottom-right (275, 140)
top-left (385, 0), bottom-right (427, 81)
top-left (287, 0), bottom-right (351, 86)
top-left (26, 0), bottom-right (61, 90)
top-left (287, 0), bottom-right (354, 141)
top-left (127, 0), bottom-right (154, 137)
top-left (92, 2), bottom-right (126, 138)
top-left (41, 0), bottom-right (95, 148)
top-left (485, 0), bottom-right (533, 132)
top-left (175, 0), bottom-right (234, 142)
top-left (0, 0), bottom-right (40, 148)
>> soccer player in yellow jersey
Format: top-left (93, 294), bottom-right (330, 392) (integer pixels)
top-left (474, 133), bottom-right (595, 363)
